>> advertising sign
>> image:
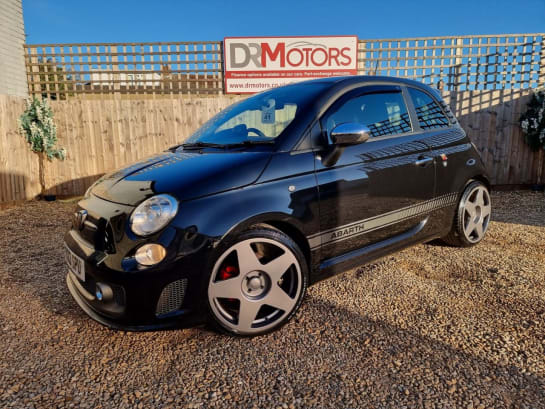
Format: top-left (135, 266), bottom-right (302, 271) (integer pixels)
top-left (224, 36), bottom-right (358, 94)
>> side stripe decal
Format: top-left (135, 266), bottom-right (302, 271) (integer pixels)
top-left (308, 192), bottom-right (458, 249)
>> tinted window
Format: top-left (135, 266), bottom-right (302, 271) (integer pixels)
top-left (408, 88), bottom-right (450, 130)
top-left (326, 92), bottom-right (412, 138)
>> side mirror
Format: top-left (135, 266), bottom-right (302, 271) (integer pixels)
top-left (330, 123), bottom-right (371, 146)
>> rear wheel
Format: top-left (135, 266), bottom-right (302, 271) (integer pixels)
top-left (442, 181), bottom-right (491, 247)
top-left (207, 226), bottom-right (308, 336)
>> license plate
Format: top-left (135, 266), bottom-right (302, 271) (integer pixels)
top-left (65, 244), bottom-right (85, 282)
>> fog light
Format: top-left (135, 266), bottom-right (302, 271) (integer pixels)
top-left (135, 244), bottom-right (166, 266)
top-left (95, 282), bottom-right (113, 302)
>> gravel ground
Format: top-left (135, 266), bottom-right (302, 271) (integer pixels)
top-left (0, 191), bottom-right (544, 409)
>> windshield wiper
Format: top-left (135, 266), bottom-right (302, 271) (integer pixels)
top-left (166, 143), bottom-right (183, 152)
top-left (222, 140), bottom-right (275, 148)
top-left (175, 140), bottom-right (275, 151)
top-left (179, 142), bottom-right (227, 150)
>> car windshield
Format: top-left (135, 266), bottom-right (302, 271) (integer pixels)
top-left (184, 82), bottom-right (328, 146)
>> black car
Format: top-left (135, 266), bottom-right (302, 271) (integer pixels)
top-left (65, 76), bottom-right (491, 336)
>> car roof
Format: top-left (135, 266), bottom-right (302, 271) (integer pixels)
top-left (294, 75), bottom-right (438, 93)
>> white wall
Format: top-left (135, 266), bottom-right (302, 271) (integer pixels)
top-left (0, 0), bottom-right (27, 97)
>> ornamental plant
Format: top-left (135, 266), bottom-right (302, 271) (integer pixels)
top-left (519, 90), bottom-right (545, 151)
top-left (18, 97), bottom-right (65, 197)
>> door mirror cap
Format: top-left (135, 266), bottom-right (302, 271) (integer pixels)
top-left (330, 123), bottom-right (371, 146)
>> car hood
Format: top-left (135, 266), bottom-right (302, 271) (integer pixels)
top-left (91, 150), bottom-right (272, 205)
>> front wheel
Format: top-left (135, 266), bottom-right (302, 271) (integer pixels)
top-left (206, 226), bottom-right (308, 336)
top-left (442, 180), bottom-right (491, 247)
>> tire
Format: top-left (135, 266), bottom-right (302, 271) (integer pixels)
top-left (206, 225), bottom-right (308, 336)
top-left (442, 180), bottom-right (491, 247)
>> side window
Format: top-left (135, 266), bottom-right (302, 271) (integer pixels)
top-left (325, 92), bottom-right (412, 138)
top-left (408, 88), bottom-right (450, 130)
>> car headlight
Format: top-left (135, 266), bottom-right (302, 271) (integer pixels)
top-left (130, 194), bottom-right (178, 236)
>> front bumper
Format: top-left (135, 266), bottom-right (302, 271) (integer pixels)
top-left (64, 228), bottom-right (215, 331)
top-left (66, 273), bottom-right (197, 331)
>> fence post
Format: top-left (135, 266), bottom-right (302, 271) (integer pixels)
top-left (23, 46), bottom-right (33, 97)
top-left (537, 150), bottom-right (544, 185)
top-left (53, 46), bottom-right (60, 100)
top-left (111, 45), bottom-right (120, 98)
top-left (537, 34), bottom-right (545, 88)
top-left (29, 47), bottom-right (40, 98)
top-left (453, 38), bottom-right (463, 91)
top-left (219, 41), bottom-right (225, 95)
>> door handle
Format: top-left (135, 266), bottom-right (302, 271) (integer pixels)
top-left (414, 156), bottom-right (434, 167)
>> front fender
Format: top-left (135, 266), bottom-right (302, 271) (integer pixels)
top-left (172, 173), bottom-right (320, 241)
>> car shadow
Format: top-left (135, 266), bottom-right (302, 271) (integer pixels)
top-left (150, 293), bottom-right (545, 407)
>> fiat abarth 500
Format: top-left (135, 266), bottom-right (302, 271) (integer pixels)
top-left (64, 76), bottom-right (491, 336)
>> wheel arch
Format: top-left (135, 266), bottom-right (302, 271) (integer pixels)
top-left (259, 220), bottom-right (311, 271)
top-left (220, 213), bottom-right (312, 272)
top-left (471, 173), bottom-right (491, 191)
top-left (453, 172), bottom-right (491, 197)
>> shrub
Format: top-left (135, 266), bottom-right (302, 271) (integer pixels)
top-left (519, 90), bottom-right (545, 151)
top-left (18, 98), bottom-right (65, 197)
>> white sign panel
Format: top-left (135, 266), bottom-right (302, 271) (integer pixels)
top-left (224, 36), bottom-right (358, 94)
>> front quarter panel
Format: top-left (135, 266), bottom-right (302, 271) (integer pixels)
top-left (170, 150), bottom-right (320, 266)
top-left (174, 151), bottom-right (319, 238)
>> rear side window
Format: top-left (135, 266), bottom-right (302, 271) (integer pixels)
top-left (325, 91), bottom-right (412, 138)
top-left (408, 88), bottom-right (450, 130)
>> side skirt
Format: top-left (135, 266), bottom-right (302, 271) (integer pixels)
top-left (314, 218), bottom-right (432, 282)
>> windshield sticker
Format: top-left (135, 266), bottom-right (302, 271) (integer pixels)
top-left (261, 99), bottom-right (276, 124)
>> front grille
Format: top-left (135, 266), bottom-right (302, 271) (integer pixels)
top-left (156, 279), bottom-right (188, 317)
top-left (73, 210), bottom-right (116, 254)
top-left (112, 284), bottom-right (126, 306)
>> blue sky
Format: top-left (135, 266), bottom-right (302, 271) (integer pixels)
top-left (23, 0), bottom-right (544, 44)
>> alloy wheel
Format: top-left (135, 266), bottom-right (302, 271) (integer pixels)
top-left (208, 238), bottom-right (303, 335)
top-left (461, 185), bottom-right (491, 243)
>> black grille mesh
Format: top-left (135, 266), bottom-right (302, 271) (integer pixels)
top-left (155, 279), bottom-right (188, 316)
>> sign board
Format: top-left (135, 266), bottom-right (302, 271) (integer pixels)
top-left (223, 36), bottom-right (358, 94)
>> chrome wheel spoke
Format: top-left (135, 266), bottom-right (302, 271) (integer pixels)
top-left (476, 188), bottom-right (485, 206)
top-left (237, 300), bottom-right (262, 331)
top-left (209, 277), bottom-right (241, 299)
top-left (465, 218), bottom-right (476, 235)
top-left (234, 242), bottom-right (261, 272)
top-left (474, 222), bottom-right (484, 239)
top-left (262, 252), bottom-right (295, 282)
top-left (266, 285), bottom-right (296, 312)
top-left (481, 204), bottom-right (491, 218)
top-left (464, 200), bottom-right (476, 217)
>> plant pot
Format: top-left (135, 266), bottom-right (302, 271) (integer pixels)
top-left (43, 194), bottom-right (57, 201)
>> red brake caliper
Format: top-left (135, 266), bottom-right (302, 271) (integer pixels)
top-left (219, 265), bottom-right (239, 303)
top-left (219, 265), bottom-right (238, 280)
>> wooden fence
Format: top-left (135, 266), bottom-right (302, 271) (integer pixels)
top-left (444, 89), bottom-right (544, 186)
top-left (24, 33), bottom-right (545, 98)
top-left (1, 89), bottom-right (543, 204)
top-left (0, 96), bottom-right (41, 204)
top-left (24, 41), bottom-right (224, 98)
top-left (357, 34), bottom-right (544, 91)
